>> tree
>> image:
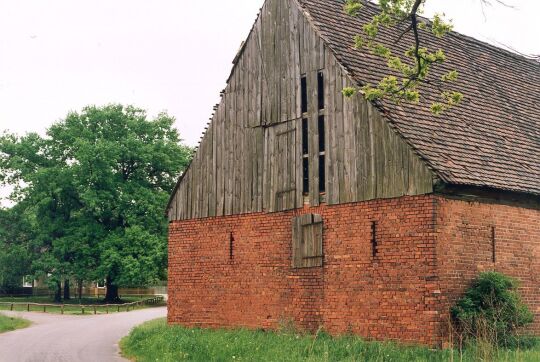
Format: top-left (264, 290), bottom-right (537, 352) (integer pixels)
top-left (0, 104), bottom-right (192, 302)
top-left (342, 0), bottom-right (513, 114)
top-left (0, 205), bottom-right (36, 291)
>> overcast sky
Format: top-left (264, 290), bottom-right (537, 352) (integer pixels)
top-left (0, 0), bottom-right (539, 202)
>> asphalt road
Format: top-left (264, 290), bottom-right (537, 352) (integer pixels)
top-left (0, 306), bottom-right (166, 362)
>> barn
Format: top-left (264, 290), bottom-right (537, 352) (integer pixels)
top-left (166, 0), bottom-right (540, 346)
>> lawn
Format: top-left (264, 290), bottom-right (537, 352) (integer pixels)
top-left (0, 295), bottom-right (165, 315)
top-left (0, 314), bottom-right (30, 334)
top-left (120, 318), bottom-right (540, 362)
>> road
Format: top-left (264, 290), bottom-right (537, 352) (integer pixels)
top-left (0, 307), bottom-right (166, 362)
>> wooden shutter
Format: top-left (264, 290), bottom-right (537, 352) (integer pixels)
top-left (292, 214), bottom-right (323, 268)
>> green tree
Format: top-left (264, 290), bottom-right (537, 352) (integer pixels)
top-left (0, 205), bottom-right (36, 291)
top-left (0, 104), bottom-right (192, 302)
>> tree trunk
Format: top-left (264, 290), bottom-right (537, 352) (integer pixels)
top-left (104, 276), bottom-right (121, 303)
top-left (54, 281), bottom-right (62, 303)
top-left (78, 279), bottom-right (83, 303)
top-left (63, 279), bottom-right (70, 300)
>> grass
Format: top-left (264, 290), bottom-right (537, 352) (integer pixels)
top-left (119, 318), bottom-right (540, 362)
top-left (0, 296), bottom-right (165, 315)
top-left (0, 314), bottom-right (31, 334)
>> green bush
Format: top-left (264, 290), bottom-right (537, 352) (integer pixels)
top-left (451, 271), bottom-right (534, 346)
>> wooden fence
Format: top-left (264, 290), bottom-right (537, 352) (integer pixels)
top-left (0, 295), bottom-right (164, 315)
top-left (1, 285), bottom-right (167, 298)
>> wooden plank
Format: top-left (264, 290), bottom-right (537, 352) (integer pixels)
top-left (354, 94), bottom-right (368, 201)
top-left (366, 103), bottom-right (377, 199)
top-left (308, 70), bottom-right (319, 206)
top-left (279, 0), bottom-right (289, 123)
top-left (170, 193), bottom-right (176, 221)
top-left (216, 105), bottom-right (225, 216)
top-left (327, 55), bottom-right (338, 204)
top-left (262, 126), bottom-right (270, 210)
top-left (256, 127), bottom-right (264, 211)
top-left (287, 121), bottom-right (297, 210)
top-left (342, 74), bottom-right (354, 203)
top-left (209, 122), bottom-right (216, 217)
top-left (299, 11), bottom-right (306, 75)
top-left (295, 118), bottom-right (303, 208)
top-left (335, 65), bottom-right (345, 204)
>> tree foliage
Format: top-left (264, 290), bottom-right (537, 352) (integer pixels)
top-left (0, 104), bottom-right (192, 301)
top-left (0, 205), bottom-right (37, 290)
top-left (343, 0), bottom-right (464, 114)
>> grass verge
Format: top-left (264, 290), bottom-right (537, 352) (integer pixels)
top-left (0, 314), bottom-right (31, 334)
top-left (120, 318), bottom-right (540, 361)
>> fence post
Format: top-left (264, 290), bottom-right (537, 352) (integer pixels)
top-left (27, 303), bottom-right (30, 312)
top-left (93, 306), bottom-right (97, 315)
top-left (82, 306), bottom-right (85, 314)
top-left (10, 303), bottom-right (13, 311)
top-left (43, 305), bottom-right (46, 313)
top-left (61, 305), bottom-right (64, 315)
top-left (117, 305), bottom-right (120, 313)
top-left (106, 306), bottom-right (109, 314)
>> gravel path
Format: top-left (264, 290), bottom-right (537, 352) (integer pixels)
top-left (0, 307), bottom-right (166, 362)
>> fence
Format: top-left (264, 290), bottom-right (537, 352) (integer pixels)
top-left (0, 295), bottom-right (164, 315)
top-left (84, 287), bottom-right (165, 298)
top-left (0, 286), bottom-right (167, 298)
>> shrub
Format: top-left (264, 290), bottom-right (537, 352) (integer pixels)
top-left (451, 271), bottom-right (534, 347)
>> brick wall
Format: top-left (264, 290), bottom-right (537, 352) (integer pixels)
top-left (168, 195), bottom-right (442, 345)
top-left (168, 194), bottom-right (540, 346)
top-left (435, 196), bottom-right (540, 336)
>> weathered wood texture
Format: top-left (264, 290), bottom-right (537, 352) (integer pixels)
top-left (292, 213), bottom-right (324, 268)
top-left (168, 0), bottom-right (433, 221)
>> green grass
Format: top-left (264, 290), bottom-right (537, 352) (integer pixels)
top-left (0, 296), bottom-right (165, 315)
top-left (0, 314), bottom-right (31, 334)
top-left (119, 318), bottom-right (540, 362)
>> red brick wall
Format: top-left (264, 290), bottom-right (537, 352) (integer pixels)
top-left (168, 195), bottom-right (442, 345)
top-left (435, 196), bottom-right (540, 335)
top-left (168, 194), bottom-right (540, 345)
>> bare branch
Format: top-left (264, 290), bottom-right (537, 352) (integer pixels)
top-left (490, 39), bottom-right (540, 62)
top-left (394, 23), bottom-right (413, 44)
top-left (479, 0), bottom-right (515, 9)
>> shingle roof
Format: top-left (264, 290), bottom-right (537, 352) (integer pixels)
top-left (297, 0), bottom-right (540, 195)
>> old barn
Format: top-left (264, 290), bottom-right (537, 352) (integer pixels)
top-left (166, 0), bottom-right (540, 345)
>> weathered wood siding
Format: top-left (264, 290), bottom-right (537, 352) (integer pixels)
top-left (168, 0), bottom-right (433, 221)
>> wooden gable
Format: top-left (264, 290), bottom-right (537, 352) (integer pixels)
top-left (167, 0), bottom-right (433, 221)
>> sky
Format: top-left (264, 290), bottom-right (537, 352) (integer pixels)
top-left (0, 0), bottom-right (539, 203)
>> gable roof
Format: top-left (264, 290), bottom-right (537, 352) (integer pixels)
top-left (297, 0), bottom-right (540, 196)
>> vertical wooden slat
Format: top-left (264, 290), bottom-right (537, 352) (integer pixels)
top-left (342, 74), bottom-right (354, 203)
top-left (326, 54), bottom-right (336, 204)
top-left (295, 118), bottom-right (304, 208)
top-left (335, 65), bottom-right (345, 204)
top-left (308, 70), bottom-right (319, 206)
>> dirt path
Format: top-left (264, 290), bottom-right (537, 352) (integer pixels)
top-left (0, 307), bottom-right (166, 362)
